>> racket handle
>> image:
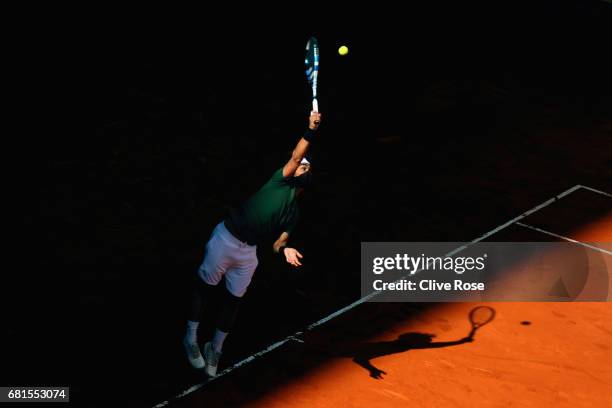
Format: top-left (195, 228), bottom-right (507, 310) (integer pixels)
top-left (312, 98), bottom-right (319, 113)
top-left (468, 327), bottom-right (477, 339)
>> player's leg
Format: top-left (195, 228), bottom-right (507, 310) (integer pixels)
top-left (184, 222), bottom-right (231, 369)
top-left (202, 243), bottom-right (258, 376)
top-left (202, 286), bottom-right (241, 376)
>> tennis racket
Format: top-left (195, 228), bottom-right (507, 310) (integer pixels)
top-left (467, 306), bottom-right (495, 339)
top-left (305, 37), bottom-right (320, 112)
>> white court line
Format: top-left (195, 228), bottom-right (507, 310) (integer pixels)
top-left (306, 184), bottom-right (585, 331)
top-left (152, 184), bottom-right (583, 408)
top-left (578, 185), bottom-right (612, 198)
top-left (516, 222), bottom-right (612, 255)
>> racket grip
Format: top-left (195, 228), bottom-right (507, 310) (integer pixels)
top-left (312, 98), bottom-right (319, 113)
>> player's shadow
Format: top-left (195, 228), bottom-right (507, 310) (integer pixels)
top-left (344, 332), bottom-right (473, 379)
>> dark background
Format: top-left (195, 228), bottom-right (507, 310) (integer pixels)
top-left (5, 1), bottom-right (612, 406)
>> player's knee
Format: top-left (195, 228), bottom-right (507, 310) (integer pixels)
top-left (197, 277), bottom-right (217, 298)
top-left (221, 286), bottom-right (241, 306)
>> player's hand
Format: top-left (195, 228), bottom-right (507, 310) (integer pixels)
top-left (309, 111), bottom-right (321, 130)
top-left (284, 247), bottom-right (303, 267)
top-left (370, 368), bottom-right (386, 380)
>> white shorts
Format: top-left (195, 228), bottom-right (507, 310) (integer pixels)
top-left (197, 221), bottom-right (258, 298)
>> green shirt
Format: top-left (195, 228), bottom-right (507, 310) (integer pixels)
top-left (225, 168), bottom-right (299, 245)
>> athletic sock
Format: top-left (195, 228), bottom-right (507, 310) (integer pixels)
top-left (211, 329), bottom-right (228, 353)
top-left (185, 320), bottom-right (199, 344)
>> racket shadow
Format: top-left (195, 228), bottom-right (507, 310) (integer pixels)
top-left (468, 306), bottom-right (496, 339)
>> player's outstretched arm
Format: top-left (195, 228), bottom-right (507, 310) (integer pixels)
top-left (273, 232), bottom-right (303, 267)
top-left (282, 111), bottom-right (321, 178)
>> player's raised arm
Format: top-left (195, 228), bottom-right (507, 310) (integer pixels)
top-left (282, 111), bottom-right (321, 178)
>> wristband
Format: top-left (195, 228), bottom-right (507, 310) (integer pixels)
top-left (303, 128), bottom-right (316, 142)
top-left (278, 245), bottom-right (288, 257)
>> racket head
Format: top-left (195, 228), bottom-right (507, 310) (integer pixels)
top-left (304, 37), bottom-right (319, 91)
top-left (469, 306), bottom-right (496, 328)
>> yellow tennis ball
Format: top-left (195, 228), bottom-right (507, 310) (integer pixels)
top-left (338, 45), bottom-right (349, 56)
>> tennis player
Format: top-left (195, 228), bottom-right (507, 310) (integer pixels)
top-left (183, 111), bottom-right (322, 376)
